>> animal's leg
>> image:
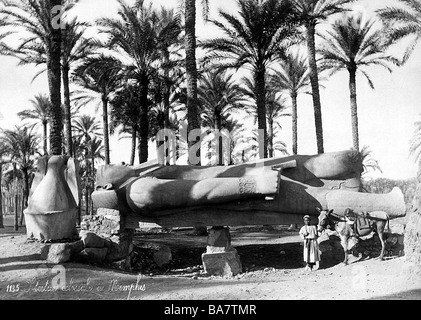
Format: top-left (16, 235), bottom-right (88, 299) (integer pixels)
top-left (378, 230), bottom-right (386, 261)
top-left (352, 241), bottom-right (363, 262)
top-left (341, 236), bottom-right (348, 265)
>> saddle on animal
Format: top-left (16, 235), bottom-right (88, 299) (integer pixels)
top-left (353, 213), bottom-right (374, 237)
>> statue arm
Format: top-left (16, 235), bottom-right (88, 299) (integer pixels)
top-left (126, 170), bottom-right (280, 213)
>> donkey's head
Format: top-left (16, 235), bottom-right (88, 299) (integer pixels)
top-left (316, 207), bottom-right (334, 232)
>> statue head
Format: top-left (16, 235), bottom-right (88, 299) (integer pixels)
top-left (95, 164), bottom-right (137, 190)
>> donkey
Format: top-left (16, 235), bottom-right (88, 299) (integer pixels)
top-left (316, 208), bottom-right (389, 265)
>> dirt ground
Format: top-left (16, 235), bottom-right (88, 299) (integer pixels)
top-left (0, 215), bottom-right (420, 301)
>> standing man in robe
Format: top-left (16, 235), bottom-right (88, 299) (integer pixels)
top-left (299, 215), bottom-right (320, 272)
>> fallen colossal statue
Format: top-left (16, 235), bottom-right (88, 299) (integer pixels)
top-left (91, 150), bottom-right (406, 228)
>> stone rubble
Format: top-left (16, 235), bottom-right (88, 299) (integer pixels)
top-left (39, 208), bottom-right (134, 267)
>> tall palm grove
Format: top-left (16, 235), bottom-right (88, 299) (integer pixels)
top-left (0, 0), bottom-right (420, 227)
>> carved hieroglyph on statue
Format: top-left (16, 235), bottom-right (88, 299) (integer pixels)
top-left (91, 150), bottom-right (406, 228)
top-left (24, 155), bottom-right (81, 241)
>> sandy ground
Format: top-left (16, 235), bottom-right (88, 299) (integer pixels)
top-left (0, 215), bottom-right (420, 301)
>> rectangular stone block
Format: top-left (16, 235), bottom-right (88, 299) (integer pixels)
top-left (206, 227), bottom-right (232, 253)
top-left (96, 208), bottom-right (121, 216)
top-left (104, 214), bottom-right (121, 222)
top-left (202, 249), bottom-right (242, 277)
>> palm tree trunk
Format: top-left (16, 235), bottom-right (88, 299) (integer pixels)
top-left (254, 68), bottom-right (268, 159)
top-left (349, 68), bottom-right (359, 151)
top-left (186, 0), bottom-right (205, 235)
top-left (137, 135), bottom-right (141, 165)
top-left (215, 115), bottom-right (224, 166)
top-left (47, 1), bottom-right (63, 155)
top-left (268, 118), bottom-right (274, 158)
top-left (291, 92), bottom-right (298, 155)
top-left (85, 186), bottom-right (90, 216)
top-left (62, 65), bottom-right (73, 157)
top-left (42, 120), bottom-right (48, 156)
top-left (14, 193), bottom-right (18, 231)
top-left (157, 124), bottom-right (166, 165)
top-left (101, 96), bottom-right (111, 164)
top-left (207, 139), bottom-right (212, 162)
top-left (0, 163), bottom-right (3, 229)
top-left (185, 0), bottom-right (201, 166)
top-left (20, 169), bottom-right (30, 226)
top-left (163, 53), bottom-right (171, 166)
top-left (91, 154), bottom-right (95, 215)
top-left (306, 22), bottom-right (324, 154)
top-left (176, 133), bottom-right (180, 162)
top-left (130, 126), bottom-right (137, 166)
top-left (12, 164), bottom-right (18, 230)
top-left (138, 75), bottom-right (149, 164)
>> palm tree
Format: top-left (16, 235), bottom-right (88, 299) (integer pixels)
top-left (198, 70), bottom-right (245, 165)
top-left (264, 90), bottom-right (290, 158)
top-left (360, 146), bottom-right (382, 177)
top-left (290, 0), bottom-right (356, 154)
top-left (0, 140), bottom-right (9, 228)
top-left (149, 103), bottom-right (184, 166)
top-left (184, 0), bottom-right (209, 166)
top-left (72, 115), bottom-right (103, 215)
top-left (201, 0), bottom-right (300, 159)
top-left (318, 12), bottom-right (401, 151)
top-left (149, 79), bottom-right (187, 165)
top-left (110, 84), bottom-right (142, 165)
top-left (0, 0), bottom-right (78, 154)
top-left (271, 52), bottom-right (310, 154)
top-left (409, 114), bottom-right (421, 170)
top-left (72, 114), bottom-right (103, 146)
top-left (96, 0), bottom-right (161, 164)
top-left (377, 0), bottom-right (421, 64)
top-left (147, 9), bottom-right (184, 166)
top-left (61, 18), bottom-right (98, 157)
top-left (240, 76), bottom-right (291, 158)
top-left (155, 7), bottom-right (183, 131)
top-left (1, 126), bottom-right (40, 225)
top-left (73, 135), bottom-right (104, 216)
top-left (184, 0), bottom-right (210, 237)
top-left (0, 16), bottom-right (94, 156)
top-left (17, 94), bottom-right (52, 155)
top-left (72, 55), bottom-right (123, 164)
top-left (220, 118), bottom-right (255, 165)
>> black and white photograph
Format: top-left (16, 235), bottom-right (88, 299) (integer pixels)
top-left (0, 0), bottom-right (420, 307)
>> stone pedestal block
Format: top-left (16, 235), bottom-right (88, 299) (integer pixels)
top-left (202, 249), bottom-right (242, 277)
top-left (202, 227), bottom-right (242, 276)
top-left (206, 227), bottom-right (232, 253)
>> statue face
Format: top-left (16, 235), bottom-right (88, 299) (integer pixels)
top-left (95, 164), bottom-right (136, 190)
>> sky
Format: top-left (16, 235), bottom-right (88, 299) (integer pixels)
top-left (0, 0), bottom-right (420, 180)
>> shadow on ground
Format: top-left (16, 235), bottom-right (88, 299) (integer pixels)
top-left (131, 228), bottom-right (312, 275)
top-left (369, 289), bottom-right (421, 300)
